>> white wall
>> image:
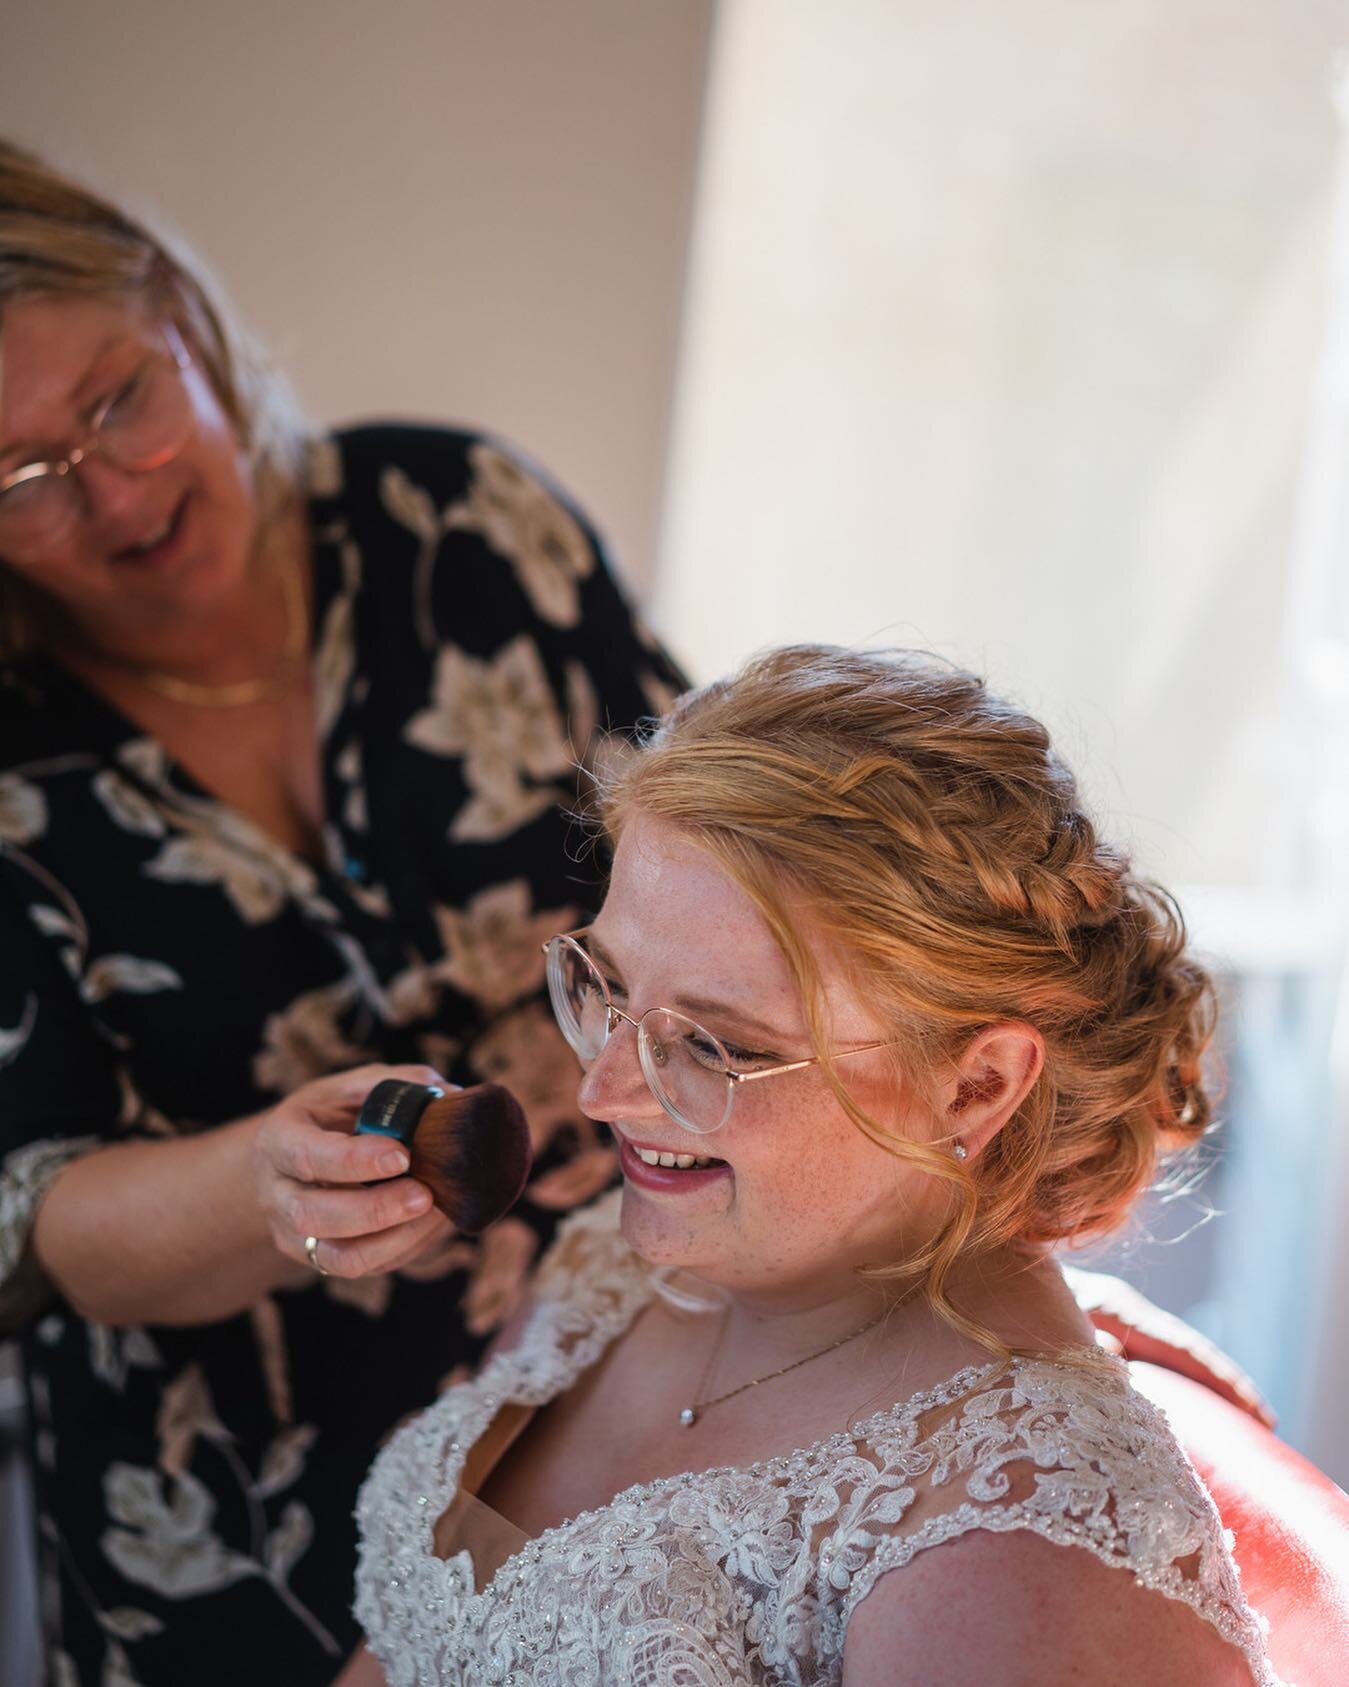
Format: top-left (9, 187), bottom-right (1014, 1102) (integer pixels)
top-left (1, 0), bottom-right (713, 593)
top-left (659, 0), bottom-right (1349, 1474)
top-left (659, 0), bottom-right (1346, 892)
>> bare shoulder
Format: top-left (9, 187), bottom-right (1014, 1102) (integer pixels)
top-left (330, 1643), bottom-right (389, 1687)
top-left (842, 1526), bottom-right (1257, 1687)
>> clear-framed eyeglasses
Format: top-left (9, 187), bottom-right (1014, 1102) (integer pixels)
top-left (542, 930), bottom-right (892, 1135)
top-left (0, 322), bottom-right (197, 556)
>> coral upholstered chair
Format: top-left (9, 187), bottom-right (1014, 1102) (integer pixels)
top-left (1068, 1272), bottom-right (1349, 1686)
top-left (1130, 1362), bottom-right (1349, 1687)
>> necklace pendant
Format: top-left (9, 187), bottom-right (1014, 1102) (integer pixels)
top-left (678, 1407), bottom-right (697, 1428)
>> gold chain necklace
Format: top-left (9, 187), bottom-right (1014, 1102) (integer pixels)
top-left (134, 556), bottom-right (308, 708)
top-left (678, 1301), bottom-right (892, 1428)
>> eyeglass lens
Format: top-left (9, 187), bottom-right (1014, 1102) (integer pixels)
top-left (545, 938), bottom-right (733, 1133)
top-left (0, 348), bottom-right (195, 550)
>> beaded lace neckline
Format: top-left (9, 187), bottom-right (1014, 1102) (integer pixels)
top-left (356, 1192), bottom-right (1280, 1687)
top-left (429, 1350), bottom-right (1017, 1604)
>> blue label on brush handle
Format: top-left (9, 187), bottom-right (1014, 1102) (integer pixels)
top-left (354, 1078), bottom-right (444, 1147)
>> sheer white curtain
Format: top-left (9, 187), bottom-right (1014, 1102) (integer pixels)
top-left (656, 0), bottom-right (1349, 1475)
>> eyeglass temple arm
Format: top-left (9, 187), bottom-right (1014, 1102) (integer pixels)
top-left (727, 1058), bottom-right (817, 1085)
top-left (727, 1038), bottom-right (891, 1085)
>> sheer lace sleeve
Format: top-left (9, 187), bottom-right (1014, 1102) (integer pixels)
top-left (834, 1358), bottom-right (1275, 1684)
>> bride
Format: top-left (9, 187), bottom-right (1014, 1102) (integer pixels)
top-left (342, 645), bottom-right (1276, 1685)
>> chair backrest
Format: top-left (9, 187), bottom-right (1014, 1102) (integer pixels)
top-left (1131, 1361), bottom-right (1349, 1687)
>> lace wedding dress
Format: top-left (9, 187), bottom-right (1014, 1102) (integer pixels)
top-left (355, 1193), bottom-right (1279, 1685)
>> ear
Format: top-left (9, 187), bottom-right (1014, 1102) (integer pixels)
top-left (941, 1023), bottom-right (1044, 1159)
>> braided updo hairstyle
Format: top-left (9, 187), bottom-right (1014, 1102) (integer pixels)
top-left (597, 645), bottom-right (1216, 1347)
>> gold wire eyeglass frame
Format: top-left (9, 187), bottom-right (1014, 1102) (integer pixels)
top-left (542, 929), bottom-right (892, 1133)
top-left (0, 324), bottom-right (195, 538)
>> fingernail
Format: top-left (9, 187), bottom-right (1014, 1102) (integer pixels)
top-left (378, 1149), bottom-right (409, 1176)
top-left (404, 1187), bottom-right (431, 1214)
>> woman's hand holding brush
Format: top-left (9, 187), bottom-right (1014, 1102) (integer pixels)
top-left (252, 1064), bottom-right (455, 1283)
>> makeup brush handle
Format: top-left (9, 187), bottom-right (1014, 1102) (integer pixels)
top-left (354, 1079), bottom-right (445, 1147)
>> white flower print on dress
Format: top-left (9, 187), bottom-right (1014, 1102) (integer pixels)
top-left (639, 665), bottom-right (683, 720)
top-left (563, 660), bottom-right (600, 763)
top-left (404, 636), bottom-right (575, 843)
top-left (80, 955), bottom-right (183, 1005)
top-left (323, 1273), bottom-right (395, 1319)
top-left (90, 1325), bottom-right (162, 1394)
top-left (525, 1144), bottom-right (618, 1211)
top-left (314, 589), bottom-right (356, 742)
top-left (249, 1299), bottom-right (293, 1427)
top-left (100, 1610), bottom-right (165, 1643)
top-left (91, 771), bottom-right (166, 839)
top-left (381, 464), bottom-right (440, 545)
top-left (115, 738), bottom-right (169, 788)
top-left (155, 1364), bottom-right (230, 1478)
top-left (445, 443), bottom-right (596, 629)
top-left (305, 434), bottom-right (344, 499)
top-left (47, 1650), bottom-right (80, 1687)
top-left (144, 831), bottom-right (310, 926)
top-left (0, 992), bottom-right (36, 1069)
top-left (101, 1462), bottom-right (337, 1654)
top-left (468, 1000), bottom-right (592, 1155)
top-left (379, 465), bottom-right (447, 648)
top-left (0, 771), bottom-right (47, 842)
top-left (96, 1635), bottom-right (150, 1687)
top-left (322, 931), bottom-right (438, 1033)
top-left (432, 880), bottom-right (573, 1012)
top-left (115, 735), bottom-right (339, 926)
top-left (313, 536), bottom-right (360, 739)
top-left (252, 978), bottom-right (371, 1095)
top-left (101, 1464), bottom-right (256, 1599)
top-left (1, 1136), bottom-right (101, 1280)
top-left (257, 1426), bottom-right (320, 1499)
top-left (114, 1070), bottom-right (177, 1140)
top-left (460, 1217), bottom-right (538, 1337)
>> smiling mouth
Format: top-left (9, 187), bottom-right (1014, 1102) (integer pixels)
top-left (113, 495), bottom-right (186, 562)
top-left (633, 1146), bottom-right (724, 1170)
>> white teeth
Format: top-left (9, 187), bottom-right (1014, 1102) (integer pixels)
top-left (633, 1145), bottom-right (718, 1170)
top-left (131, 516), bottom-right (173, 552)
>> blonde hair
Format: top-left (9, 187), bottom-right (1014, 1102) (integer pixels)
top-left (0, 139), bottom-right (304, 657)
top-left (598, 645), bottom-right (1217, 1352)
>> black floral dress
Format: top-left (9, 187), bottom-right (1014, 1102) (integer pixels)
top-left (0, 425), bottom-right (684, 1687)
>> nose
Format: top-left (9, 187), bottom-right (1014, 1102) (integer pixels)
top-left (576, 1017), bottom-right (661, 1124)
top-left (71, 449), bottom-right (154, 532)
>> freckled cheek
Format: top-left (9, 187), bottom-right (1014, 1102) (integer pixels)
top-left (725, 1113), bottom-right (862, 1223)
top-left (728, 1104), bottom-right (917, 1239)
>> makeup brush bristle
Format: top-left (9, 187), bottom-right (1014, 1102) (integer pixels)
top-left (408, 1083), bottom-right (532, 1234)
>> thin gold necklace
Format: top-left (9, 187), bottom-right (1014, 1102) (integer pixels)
top-left (134, 556), bottom-right (308, 708)
top-left (678, 1300), bottom-right (893, 1428)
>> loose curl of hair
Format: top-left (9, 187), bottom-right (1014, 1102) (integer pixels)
top-left (596, 645), bottom-right (1218, 1356)
top-left (0, 138), bottom-right (304, 658)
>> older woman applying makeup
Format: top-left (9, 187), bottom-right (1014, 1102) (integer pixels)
top-left (0, 140), bottom-right (681, 1686)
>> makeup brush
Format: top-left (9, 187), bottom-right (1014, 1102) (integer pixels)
top-left (355, 1079), bottom-right (532, 1234)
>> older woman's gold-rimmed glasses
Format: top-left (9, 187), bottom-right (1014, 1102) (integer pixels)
top-left (0, 324), bottom-right (196, 554)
